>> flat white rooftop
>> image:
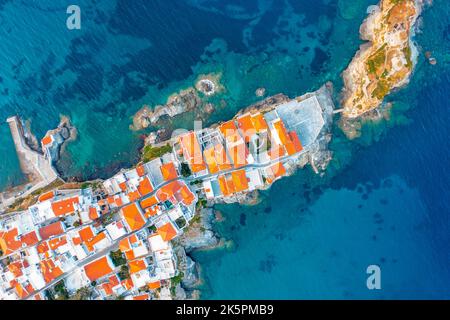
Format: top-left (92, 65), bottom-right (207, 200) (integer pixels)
top-left (276, 95), bottom-right (325, 147)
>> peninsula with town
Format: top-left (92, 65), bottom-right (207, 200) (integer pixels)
top-left (0, 0), bottom-right (422, 300)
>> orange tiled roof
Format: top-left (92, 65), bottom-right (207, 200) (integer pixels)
top-left (156, 181), bottom-right (178, 202)
top-left (34, 293), bottom-right (43, 300)
top-left (14, 283), bottom-right (30, 299)
top-left (119, 182), bottom-right (127, 192)
top-left (271, 162), bottom-right (286, 178)
top-left (140, 196), bottom-right (158, 209)
top-left (84, 256), bottom-right (114, 282)
top-left (226, 176), bottom-right (236, 194)
top-left (0, 228), bottom-right (22, 254)
top-left (41, 135), bottom-right (53, 146)
top-left (125, 250), bottom-right (135, 261)
top-left (51, 197), bottom-right (79, 216)
top-left (121, 203), bottom-right (146, 232)
top-left (231, 170), bottom-right (249, 193)
top-left (127, 190), bottom-right (141, 202)
top-left (203, 147), bottom-right (219, 174)
top-left (219, 120), bottom-right (238, 139)
top-left (122, 278), bottom-right (134, 290)
top-left (114, 196), bottom-right (123, 207)
top-left (89, 206), bottom-right (100, 220)
top-left (137, 177), bottom-right (153, 196)
top-left (37, 241), bottom-right (50, 254)
top-left (119, 237), bottom-right (131, 252)
top-left (218, 175), bottom-right (231, 197)
top-left (136, 165), bottom-right (146, 177)
top-left (176, 183), bottom-right (195, 206)
top-left (129, 259), bottom-right (146, 274)
top-left (72, 237), bottom-right (82, 246)
top-left (79, 226), bottom-right (95, 242)
top-left (20, 231), bottom-right (39, 247)
top-left (237, 114), bottom-right (256, 143)
top-left (228, 142), bottom-right (248, 168)
top-left (129, 234), bottom-right (138, 243)
top-left (157, 181), bottom-right (195, 206)
top-left (273, 119), bottom-right (299, 156)
top-left (8, 261), bottom-right (24, 278)
top-left (24, 283), bottom-right (34, 296)
top-left (102, 283), bottom-right (113, 296)
top-left (148, 280), bottom-right (161, 290)
top-left (39, 221), bottom-right (65, 240)
top-left (251, 113), bottom-right (269, 132)
top-left (85, 232), bottom-right (107, 252)
top-left (289, 131), bottom-right (303, 153)
top-left (38, 191), bottom-right (55, 202)
top-left (157, 222), bottom-right (178, 242)
top-left (109, 275), bottom-right (120, 287)
top-left (133, 293), bottom-right (149, 300)
top-left (144, 206), bottom-right (159, 218)
top-left (178, 185), bottom-right (195, 205)
top-left (48, 236), bottom-right (67, 250)
top-left (160, 162), bottom-right (178, 181)
top-left (179, 132), bottom-right (206, 173)
top-left (40, 259), bottom-right (63, 283)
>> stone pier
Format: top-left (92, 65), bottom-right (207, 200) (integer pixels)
top-left (0, 117), bottom-right (59, 212)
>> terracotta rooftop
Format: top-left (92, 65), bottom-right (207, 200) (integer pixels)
top-left (39, 221), bottom-right (65, 241)
top-left (160, 162), bottom-right (178, 181)
top-left (51, 197), bottom-right (79, 216)
top-left (121, 203), bottom-right (146, 232)
top-left (84, 256), bottom-right (114, 282)
top-left (157, 222), bottom-right (178, 242)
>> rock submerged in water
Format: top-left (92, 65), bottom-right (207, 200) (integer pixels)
top-left (255, 87), bottom-right (266, 97)
top-left (425, 51), bottom-right (437, 65)
top-left (204, 103), bottom-right (215, 114)
top-left (196, 79), bottom-right (215, 96)
top-left (195, 73), bottom-right (223, 96)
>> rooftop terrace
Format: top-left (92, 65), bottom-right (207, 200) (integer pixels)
top-left (275, 95), bottom-right (325, 148)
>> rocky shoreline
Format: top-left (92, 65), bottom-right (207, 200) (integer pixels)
top-left (172, 207), bottom-right (223, 299)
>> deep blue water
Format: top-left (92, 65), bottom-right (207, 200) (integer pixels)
top-left (190, 0), bottom-right (450, 299)
top-left (0, 0), bottom-right (448, 299)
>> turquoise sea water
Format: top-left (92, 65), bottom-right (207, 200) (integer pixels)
top-left (0, 0), bottom-right (449, 299)
top-left (0, 0), bottom-right (374, 184)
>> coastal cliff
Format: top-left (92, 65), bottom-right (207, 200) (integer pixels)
top-left (340, 0), bottom-right (421, 121)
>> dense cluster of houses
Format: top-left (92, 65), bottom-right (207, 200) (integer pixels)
top-left (0, 96), bottom-right (324, 300)
top-left (0, 153), bottom-right (196, 300)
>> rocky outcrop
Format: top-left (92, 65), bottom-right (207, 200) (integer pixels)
top-left (43, 116), bottom-right (77, 164)
top-left (177, 208), bottom-right (219, 252)
top-left (340, 0), bottom-right (421, 120)
top-left (195, 73), bottom-right (223, 96)
top-left (131, 88), bottom-right (202, 131)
